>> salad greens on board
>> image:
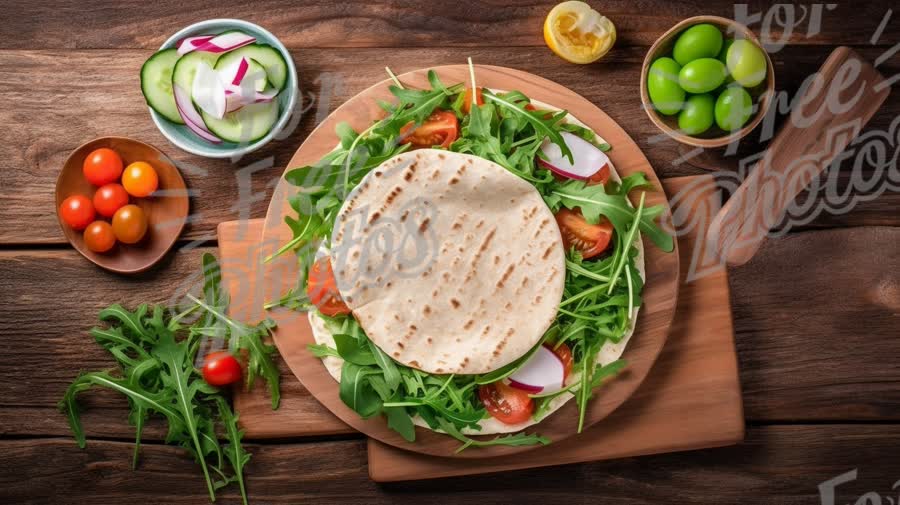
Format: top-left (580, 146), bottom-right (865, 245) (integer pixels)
top-left (269, 65), bottom-right (674, 450)
top-left (61, 254), bottom-right (280, 505)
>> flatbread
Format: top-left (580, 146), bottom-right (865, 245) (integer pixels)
top-left (329, 150), bottom-right (566, 374)
top-left (311, 98), bottom-right (646, 435)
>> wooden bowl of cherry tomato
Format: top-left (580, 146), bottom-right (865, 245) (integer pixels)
top-left (55, 137), bottom-right (189, 274)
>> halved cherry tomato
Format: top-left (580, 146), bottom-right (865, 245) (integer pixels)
top-left (400, 109), bottom-right (459, 149)
top-left (122, 161), bottom-right (159, 197)
top-left (83, 148), bottom-right (123, 186)
top-left (461, 87), bottom-right (484, 114)
top-left (202, 351), bottom-right (242, 386)
top-left (548, 342), bottom-right (574, 379)
top-left (93, 183), bottom-right (130, 218)
top-left (587, 164), bottom-right (611, 185)
top-left (307, 256), bottom-right (352, 316)
top-left (479, 381), bottom-right (534, 424)
top-left (59, 195), bottom-right (95, 230)
top-left (551, 163), bottom-right (610, 186)
top-left (555, 208), bottom-right (614, 259)
top-left (83, 221), bottom-right (116, 253)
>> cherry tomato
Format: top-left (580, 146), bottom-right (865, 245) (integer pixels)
top-left (307, 256), bottom-right (351, 316)
top-left (83, 148), bottom-right (124, 186)
top-left (59, 195), bottom-right (95, 230)
top-left (400, 109), bottom-right (459, 149)
top-left (548, 342), bottom-right (574, 379)
top-left (92, 183), bottom-right (130, 218)
top-left (551, 164), bottom-right (610, 186)
top-left (111, 204), bottom-right (148, 244)
top-left (121, 161), bottom-right (159, 197)
top-left (478, 381), bottom-right (535, 424)
top-left (461, 87), bottom-right (484, 114)
top-left (83, 221), bottom-right (116, 253)
top-left (555, 208), bottom-right (614, 259)
top-left (587, 164), bottom-right (611, 186)
top-left (202, 352), bottom-right (242, 386)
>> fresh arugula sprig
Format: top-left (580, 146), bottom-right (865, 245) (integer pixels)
top-left (309, 314), bottom-right (549, 451)
top-left (60, 253), bottom-right (281, 505)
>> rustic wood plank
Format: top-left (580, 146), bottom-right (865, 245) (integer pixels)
top-left (732, 227), bottom-right (900, 420)
top-left (2, 1), bottom-right (893, 50)
top-left (1, 227), bottom-right (898, 440)
top-left (1, 45), bottom-right (898, 245)
top-left (2, 426), bottom-right (900, 504)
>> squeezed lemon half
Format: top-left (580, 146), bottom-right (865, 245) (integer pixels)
top-left (544, 1), bottom-right (616, 64)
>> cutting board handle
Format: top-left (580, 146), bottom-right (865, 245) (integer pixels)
top-left (707, 46), bottom-right (890, 267)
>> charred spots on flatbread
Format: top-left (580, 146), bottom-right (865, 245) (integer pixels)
top-left (450, 298), bottom-right (460, 309)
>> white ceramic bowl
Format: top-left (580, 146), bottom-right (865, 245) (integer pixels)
top-left (149, 19), bottom-right (298, 158)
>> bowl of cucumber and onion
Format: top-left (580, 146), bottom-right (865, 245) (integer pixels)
top-left (140, 19), bottom-right (298, 158)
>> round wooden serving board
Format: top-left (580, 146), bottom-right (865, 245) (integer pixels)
top-left (261, 65), bottom-right (680, 458)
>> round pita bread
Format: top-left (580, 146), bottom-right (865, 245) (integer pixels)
top-left (329, 150), bottom-right (566, 375)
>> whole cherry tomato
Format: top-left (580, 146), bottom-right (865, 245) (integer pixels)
top-left (111, 204), bottom-right (148, 244)
top-left (122, 161), bottom-right (159, 197)
top-left (93, 183), bottom-right (130, 218)
top-left (202, 352), bottom-right (242, 386)
top-left (59, 195), bottom-right (95, 230)
top-left (83, 221), bottom-right (116, 253)
top-left (83, 148), bottom-right (124, 186)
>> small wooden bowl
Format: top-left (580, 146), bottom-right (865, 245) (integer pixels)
top-left (640, 15), bottom-right (775, 148)
top-left (55, 137), bottom-right (189, 274)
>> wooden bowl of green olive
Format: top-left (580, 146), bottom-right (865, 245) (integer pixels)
top-left (640, 15), bottom-right (775, 148)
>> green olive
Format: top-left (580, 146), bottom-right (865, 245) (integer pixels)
top-left (647, 57), bottom-right (685, 115)
top-left (714, 87), bottom-right (753, 131)
top-left (678, 58), bottom-right (727, 94)
top-left (678, 94), bottom-right (715, 135)
top-left (726, 39), bottom-right (768, 87)
top-left (673, 24), bottom-right (723, 65)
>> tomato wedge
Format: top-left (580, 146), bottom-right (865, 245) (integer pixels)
top-left (400, 109), bottom-right (459, 149)
top-left (555, 208), bottom-right (614, 259)
top-left (548, 342), bottom-right (574, 379)
top-left (479, 381), bottom-right (535, 424)
top-left (307, 257), bottom-right (352, 316)
top-left (587, 164), bottom-right (611, 185)
top-left (461, 87), bottom-right (484, 114)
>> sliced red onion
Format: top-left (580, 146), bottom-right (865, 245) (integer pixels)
top-left (192, 61), bottom-right (226, 119)
top-left (508, 346), bottom-right (565, 394)
top-left (173, 84), bottom-right (222, 144)
top-left (223, 84), bottom-right (277, 113)
top-left (176, 35), bottom-right (215, 55)
top-left (539, 131), bottom-right (611, 181)
top-left (189, 31), bottom-right (256, 54)
top-left (223, 57), bottom-right (250, 86)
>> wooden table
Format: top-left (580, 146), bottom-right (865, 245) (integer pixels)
top-left (1, 1), bottom-right (898, 503)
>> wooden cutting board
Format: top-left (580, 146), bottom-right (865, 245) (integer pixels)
top-left (218, 174), bottom-right (744, 481)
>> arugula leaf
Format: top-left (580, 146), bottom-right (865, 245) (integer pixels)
top-left (483, 89), bottom-right (573, 163)
top-left (550, 180), bottom-right (673, 252)
top-left (384, 405), bottom-right (416, 442)
top-left (216, 397), bottom-right (251, 505)
top-left (339, 362), bottom-right (383, 418)
top-left (436, 418), bottom-right (550, 453)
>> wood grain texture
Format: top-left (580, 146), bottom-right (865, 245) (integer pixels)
top-left (2, 1), bottom-right (893, 50)
top-left (3, 426), bottom-right (900, 504)
top-left (0, 227), bottom-right (898, 440)
top-left (1, 45), bottom-right (898, 245)
top-left (710, 47), bottom-right (890, 266)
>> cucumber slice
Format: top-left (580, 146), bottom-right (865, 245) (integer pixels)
top-left (214, 44), bottom-right (289, 91)
top-left (172, 51), bottom-right (219, 96)
top-left (214, 56), bottom-right (267, 92)
top-left (200, 101), bottom-right (280, 143)
top-left (140, 48), bottom-right (183, 124)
